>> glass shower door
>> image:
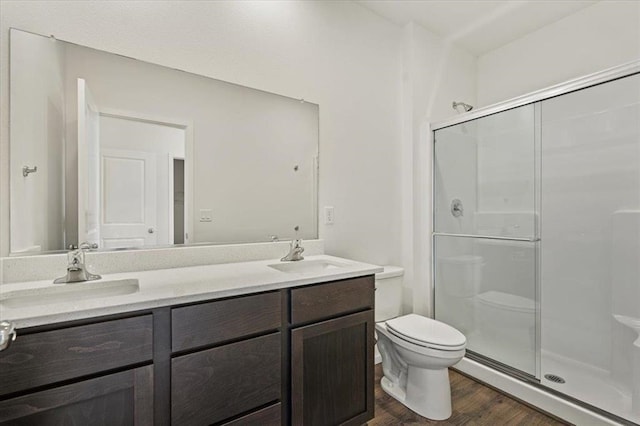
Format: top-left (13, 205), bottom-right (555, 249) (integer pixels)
top-left (433, 104), bottom-right (539, 377)
top-left (540, 72), bottom-right (640, 423)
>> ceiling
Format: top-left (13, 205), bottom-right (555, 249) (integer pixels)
top-left (356, 0), bottom-right (598, 55)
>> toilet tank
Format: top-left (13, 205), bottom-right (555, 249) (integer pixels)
top-left (375, 266), bottom-right (404, 322)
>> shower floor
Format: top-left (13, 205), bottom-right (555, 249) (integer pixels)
top-left (465, 330), bottom-right (536, 376)
top-left (541, 350), bottom-right (639, 424)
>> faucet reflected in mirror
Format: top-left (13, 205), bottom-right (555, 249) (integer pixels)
top-left (53, 243), bottom-right (102, 284)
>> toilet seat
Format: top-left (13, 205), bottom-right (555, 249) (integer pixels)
top-left (386, 314), bottom-right (466, 351)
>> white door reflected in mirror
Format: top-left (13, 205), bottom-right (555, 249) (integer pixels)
top-left (78, 78), bottom-right (188, 250)
top-left (100, 148), bottom-right (157, 248)
top-left (97, 115), bottom-right (186, 249)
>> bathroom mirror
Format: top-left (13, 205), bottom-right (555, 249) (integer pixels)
top-left (9, 28), bottom-right (319, 255)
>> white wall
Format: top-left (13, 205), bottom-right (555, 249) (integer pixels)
top-left (477, 0), bottom-right (640, 106)
top-left (400, 22), bottom-right (477, 315)
top-left (9, 29), bottom-right (65, 253)
top-left (0, 1), bottom-right (404, 265)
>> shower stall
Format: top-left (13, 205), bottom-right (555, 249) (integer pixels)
top-left (432, 62), bottom-right (640, 424)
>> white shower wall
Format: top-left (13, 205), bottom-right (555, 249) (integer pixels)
top-left (476, 0), bottom-right (640, 106)
top-left (540, 73), bottom-right (640, 371)
top-left (539, 72), bottom-right (640, 422)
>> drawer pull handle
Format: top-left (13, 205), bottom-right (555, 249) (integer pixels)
top-left (0, 321), bottom-right (17, 351)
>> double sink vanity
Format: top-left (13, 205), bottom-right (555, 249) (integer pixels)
top-left (1, 27), bottom-right (378, 426)
top-left (0, 252), bottom-right (382, 425)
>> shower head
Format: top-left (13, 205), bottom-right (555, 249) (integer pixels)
top-left (452, 101), bottom-right (473, 113)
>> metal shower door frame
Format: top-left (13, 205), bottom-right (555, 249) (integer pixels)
top-left (428, 58), bottom-right (640, 383)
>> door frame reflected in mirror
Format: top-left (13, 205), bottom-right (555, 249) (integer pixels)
top-left (80, 102), bottom-right (194, 251)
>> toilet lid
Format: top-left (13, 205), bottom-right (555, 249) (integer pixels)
top-left (386, 314), bottom-right (466, 350)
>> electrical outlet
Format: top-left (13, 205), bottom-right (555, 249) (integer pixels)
top-left (199, 209), bottom-right (213, 222)
top-left (324, 206), bottom-right (335, 225)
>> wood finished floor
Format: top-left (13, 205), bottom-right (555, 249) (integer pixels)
top-left (370, 365), bottom-right (568, 426)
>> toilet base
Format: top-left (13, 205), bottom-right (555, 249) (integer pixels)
top-left (381, 375), bottom-right (407, 403)
top-left (380, 366), bottom-right (453, 421)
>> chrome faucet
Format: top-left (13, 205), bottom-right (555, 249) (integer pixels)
top-left (281, 239), bottom-right (305, 262)
top-left (54, 243), bottom-right (101, 284)
top-left (0, 321), bottom-right (17, 352)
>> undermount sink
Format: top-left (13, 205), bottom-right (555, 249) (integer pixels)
top-left (268, 259), bottom-right (349, 274)
top-left (0, 278), bottom-right (140, 309)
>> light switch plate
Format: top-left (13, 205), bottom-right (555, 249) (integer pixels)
top-left (324, 206), bottom-right (335, 225)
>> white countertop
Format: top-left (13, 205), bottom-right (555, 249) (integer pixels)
top-left (0, 255), bottom-right (382, 329)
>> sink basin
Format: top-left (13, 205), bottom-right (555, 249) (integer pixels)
top-left (0, 278), bottom-right (140, 309)
top-left (268, 259), bottom-right (349, 274)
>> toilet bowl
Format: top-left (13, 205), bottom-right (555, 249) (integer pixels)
top-left (376, 313), bottom-right (466, 420)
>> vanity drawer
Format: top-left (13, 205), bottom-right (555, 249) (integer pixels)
top-left (0, 315), bottom-right (153, 396)
top-left (172, 291), bottom-right (281, 352)
top-left (221, 403), bottom-right (281, 426)
top-left (291, 275), bottom-right (374, 325)
top-left (171, 332), bottom-right (281, 425)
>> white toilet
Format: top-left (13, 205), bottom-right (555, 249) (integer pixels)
top-left (375, 267), bottom-right (467, 421)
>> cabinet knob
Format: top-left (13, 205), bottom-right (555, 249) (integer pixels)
top-left (148, 228), bottom-right (155, 234)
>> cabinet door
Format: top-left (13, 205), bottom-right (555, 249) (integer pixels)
top-left (0, 365), bottom-right (153, 426)
top-left (291, 310), bottom-right (374, 426)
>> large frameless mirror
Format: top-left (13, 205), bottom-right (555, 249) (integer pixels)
top-left (9, 28), bottom-right (319, 255)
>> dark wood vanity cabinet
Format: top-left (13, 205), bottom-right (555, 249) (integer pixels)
top-left (0, 274), bottom-right (375, 426)
top-left (0, 365), bottom-right (154, 426)
top-left (0, 315), bottom-right (154, 425)
top-left (170, 292), bottom-right (283, 425)
top-left (290, 277), bottom-right (375, 426)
